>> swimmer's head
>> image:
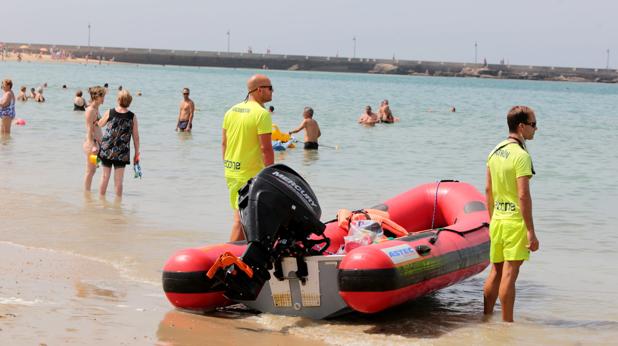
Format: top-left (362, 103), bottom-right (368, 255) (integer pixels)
top-left (76, 90), bottom-right (83, 97)
top-left (269, 106), bottom-right (275, 112)
top-left (182, 88), bottom-right (190, 96)
top-left (20, 86), bottom-right (26, 92)
top-left (303, 106), bottom-right (314, 118)
top-left (365, 105), bottom-right (372, 112)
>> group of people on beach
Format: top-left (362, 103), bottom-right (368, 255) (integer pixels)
top-left (0, 79), bottom-right (41, 134)
top-left (0, 77), bottom-right (141, 196)
top-left (82, 86), bottom-right (141, 197)
top-left (2, 71), bottom-right (540, 323)
top-left (72, 83), bottom-right (139, 113)
top-left (15, 84), bottom-right (45, 103)
top-left (358, 99), bottom-right (397, 125)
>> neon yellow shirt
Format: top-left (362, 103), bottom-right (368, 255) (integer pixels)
top-left (222, 100), bottom-right (272, 180)
top-left (487, 140), bottom-right (533, 220)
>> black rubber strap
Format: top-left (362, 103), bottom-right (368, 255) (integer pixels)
top-left (429, 222), bottom-right (489, 244)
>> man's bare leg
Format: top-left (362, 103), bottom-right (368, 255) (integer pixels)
top-left (229, 209), bottom-right (245, 241)
top-left (483, 262), bottom-right (503, 315)
top-left (499, 260), bottom-right (523, 322)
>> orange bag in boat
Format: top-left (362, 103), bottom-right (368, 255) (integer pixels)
top-left (337, 208), bottom-right (408, 238)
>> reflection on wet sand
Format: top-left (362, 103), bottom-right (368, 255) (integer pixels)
top-left (157, 309), bottom-right (323, 346)
top-left (74, 280), bottom-right (126, 301)
top-left (340, 293), bottom-right (479, 338)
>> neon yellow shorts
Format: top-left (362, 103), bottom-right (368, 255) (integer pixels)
top-left (225, 176), bottom-right (249, 210)
top-left (489, 218), bottom-right (530, 263)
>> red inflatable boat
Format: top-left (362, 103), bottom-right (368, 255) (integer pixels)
top-left (163, 166), bottom-right (489, 319)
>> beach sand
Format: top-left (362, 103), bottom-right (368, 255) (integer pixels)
top-left (1, 52), bottom-right (116, 65)
top-left (0, 241), bottom-right (324, 345)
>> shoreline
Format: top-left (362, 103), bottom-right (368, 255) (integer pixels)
top-left (2, 41), bottom-right (618, 83)
top-left (0, 52), bottom-right (120, 65)
top-left (0, 186), bottom-right (326, 345)
top-left (0, 241), bottom-right (325, 346)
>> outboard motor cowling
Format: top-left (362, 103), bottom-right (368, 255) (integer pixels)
top-left (239, 164), bottom-right (324, 245)
top-left (216, 164), bottom-right (327, 301)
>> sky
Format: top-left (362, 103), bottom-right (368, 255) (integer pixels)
top-left (2, 0), bottom-right (617, 69)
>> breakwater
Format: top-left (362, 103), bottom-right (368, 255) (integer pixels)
top-left (4, 42), bottom-right (618, 83)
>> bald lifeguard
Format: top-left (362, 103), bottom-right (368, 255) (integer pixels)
top-left (222, 74), bottom-right (275, 241)
top-left (245, 74), bottom-right (273, 106)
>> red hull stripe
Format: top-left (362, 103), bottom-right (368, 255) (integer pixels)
top-left (339, 241), bottom-right (489, 292)
top-left (162, 270), bottom-right (225, 294)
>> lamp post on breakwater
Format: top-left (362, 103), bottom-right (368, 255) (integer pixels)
top-left (606, 48), bottom-right (610, 69)
top-left (474, 41), bottom-right (478, 64)
top-left (226, 30), bottom-right (230, 53)
top-left (87, 23), bottom-right (92, 59)
top-left (353, 36), bottom-right (357, 58)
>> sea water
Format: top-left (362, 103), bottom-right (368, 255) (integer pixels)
top-left (1, 61), bottom-right (617, 344)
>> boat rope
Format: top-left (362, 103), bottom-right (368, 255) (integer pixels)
top-left (430, 181), bottom-right (440, 230)
top-left (430, 179), bottom-right (459, 230)
top-left (429, 222), bottom-right (490, 244)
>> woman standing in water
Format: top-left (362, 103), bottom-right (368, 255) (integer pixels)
top-left (98, 89), bottom-right (140, 197)
top-left (83, 86), bottom-right (106, 191)
top-left (0, 79), bottom-right (16, 135)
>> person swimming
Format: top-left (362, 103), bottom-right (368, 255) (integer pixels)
top-left (34, 87), bottom-right (45, 102)
top-left (378, 99), bottom-right (395, 123)
top-left (358, 105), bottom-right (379, 125)
top-left (73, 90), bottom-right (87, 111)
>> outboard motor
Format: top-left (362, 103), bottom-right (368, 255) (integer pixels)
top-left (207, 164), bottom-right (327, 301)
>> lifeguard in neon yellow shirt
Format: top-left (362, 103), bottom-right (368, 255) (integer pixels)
top-left (222, 74), bottom-right (274, 241)
top-left (484, 105), bottom-right (540, 323)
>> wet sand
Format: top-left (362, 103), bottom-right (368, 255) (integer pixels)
top-left (0, 242), bottom-right (325, 345)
